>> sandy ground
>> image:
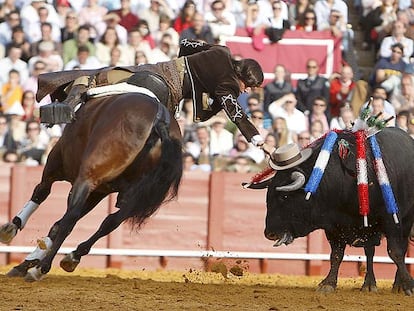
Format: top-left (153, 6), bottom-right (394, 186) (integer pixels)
top-left (0, 264), bottom-right (413, 311)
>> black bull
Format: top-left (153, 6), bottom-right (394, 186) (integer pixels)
top-left (255, 127), bottom-right (414, 294)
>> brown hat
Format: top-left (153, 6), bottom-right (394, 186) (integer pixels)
top-left (269, 143), bottom-right (312, 170)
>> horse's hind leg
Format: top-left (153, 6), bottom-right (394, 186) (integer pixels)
top-left (8, 190), bottom-right (106, 279)
top-left (0, 148), bottom-right (63, 244)
top-left (60, 205), bottom-right (132, 273)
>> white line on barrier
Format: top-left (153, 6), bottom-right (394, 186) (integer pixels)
top-left (0, 246), bottom-right (413, 264)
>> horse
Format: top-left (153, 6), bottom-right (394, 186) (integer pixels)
top-left (0, 92), bottom-right (183, 281)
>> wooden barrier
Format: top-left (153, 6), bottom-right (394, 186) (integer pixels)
top-left (0, 165), bottom-right (412, 279)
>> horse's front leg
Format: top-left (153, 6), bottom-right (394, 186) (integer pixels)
top-left (0, 148), bottom-right (63, 244)
top-left (0, 181), bottom-right (53, 244)
top-left (13, 189), bottom-right (105, 281)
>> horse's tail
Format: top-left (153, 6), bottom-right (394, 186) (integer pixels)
top-left (127, 104), bottom-right (183, 228)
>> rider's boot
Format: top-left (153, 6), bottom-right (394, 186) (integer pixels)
top-left (40, 78), bottom-right (89, 125)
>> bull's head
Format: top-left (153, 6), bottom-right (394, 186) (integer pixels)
top-left (264, 168), bottom-right (315, 247)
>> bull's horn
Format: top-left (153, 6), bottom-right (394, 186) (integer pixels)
top-left (242, 179), bottom-right (272, 189)
top-left (275, 171), bottom-right (306, 192)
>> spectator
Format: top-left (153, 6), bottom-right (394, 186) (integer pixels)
top-left (60, 10), bottom-right (79, 43)
top-left (268, 92), bottom-right (308, 136)
top-left (21, 90), bottom-right (37, 121)
top-left (324, 9), bottom-right (354, 56)
top-left (0, 44), bottom-right (29, 88)
top-left (24, 6), bottom-right (61, 45)
top-left (379, 20), bottom-right (414, 63)
top-left (395, 109), bottom-right (410, 131)
top-left (308, 96), bottom-right (330, 134)
top-left (205, 0), bottom-right (237, 43)
top-left (295, 58), bottom-right (330, 115)
top-left (361, 0), bottom-right (398, 50)
top-left (391, 73), bottom-right (414, 112)
top-left (179, 12), bottom-right (215, 44)
top-left (30, 21), bottom-right (62, 56)
top-left (137, 19), bottom-right (156, 49)
top-left (111, 0), bottom-right (139, 32)
top-left (23, 60), bottom-right (50, 107)
top-left (152, 13), bottom-right (179, 49)
top-left (297, 130), bottom-right (311, 148)
top-left (124, 27), bottom-right (152, 65)
top-left (20, 0), bottom-right (60, 36)
top-left (186, 125), bottom-right (212, 169)
top-left (0, 114), bottom-right (18, 158)
top-left (28, 40), bottom-right (64, 73)
top-left (271, 116), bottom-right (295, 145)
top-left (264, 0), bottom-right (290, 43)
top-left (140, 0), bottom-right (175, 34)
top-left (6, 25), bottom-right (31, 62)
top-left (182, 151), bottom-right (210, 172)
top-left (228, 132), bottom-right (265, 164)
top-left (360, 86), bottom-right (396, 124)
top-left (148, 33), bottom-right (176, 63)
top-left (329, 65), bottom-right (355, 117)
top-left (330, 103), bottom-right (355, 130)
top-left (310, 119), bottom-right (325, 141)
top-left (173, 0), bottom-right (197, 34)
top-left (295, 9), bottom-right (317, 32)
top-left (249, 108), bottom-right (269, 138)
top-left (18, 119), bottom-right (49, 166)
top-left (264, 132), bottom-right (279, 150)
top-left (263, 64), bottom-right (293, 113)
top-left (0, 0), bottom-right (17, 24)
top-left (288, 0), bottom-right (314, 28)
top-left (64, 45), bottom-right (102, 70)
top-left (0, 10), bottom-right (21, 46)
top-left (246, 93), bottom-right (272, 129)
top-left (95, 26), bottom-right (129, 66)
top-left (134, 50), bottom-right (149, 65)
top-left (62, 25), bottom-right (96, 65)
top-left (370, 42), bottom-right (407, 90)
top-left (5, 102), bottom-right (26, 143)
top-left (245, 0), bottom-right (268, 51)
top-left (314, 0), bottom-right (348, 31)
top-left (2, 149), bottom-right (20, 163)
top-left (77, 0), bottom-right (108, 41)
top-left (208, 115), bottom-right (234, 157)
top-left (95, 12), bottom-right (128, 45)
top-left (225, 155), bottom-right (260, 173)
top-left (1, 69), bottom-right (23, 115)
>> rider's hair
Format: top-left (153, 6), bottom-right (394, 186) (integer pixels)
top-left (233, 58), bottom-right (264, 88)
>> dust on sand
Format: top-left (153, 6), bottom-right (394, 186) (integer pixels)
top-left (0, 263), bottom-right (412, 311)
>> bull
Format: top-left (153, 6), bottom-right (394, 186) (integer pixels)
top-left (250, 127), bottom-right (414, 295)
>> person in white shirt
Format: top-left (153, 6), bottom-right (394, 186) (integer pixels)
top-left (379, 20), bottom-right (414, 63)
top-left (64, 45), bottom-right (103, 70)
top-left (205, 0), bottom-right (237, 42)
top-left (314, 0), bottom-right (348, 31)
top-left (0, 44), bottom-right (29, 88)
top-left (268, 92), bottom-right (309, 135)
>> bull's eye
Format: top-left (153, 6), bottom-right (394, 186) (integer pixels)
top-left (278, 194), bottom-right (289, 202)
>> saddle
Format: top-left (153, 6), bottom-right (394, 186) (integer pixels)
top-left (126, 71), bottom-right (170, 105)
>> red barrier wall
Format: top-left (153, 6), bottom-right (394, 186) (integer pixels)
top-left (0, 165), bottom-right (412, 279)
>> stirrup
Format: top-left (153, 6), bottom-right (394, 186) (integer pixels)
top-left (40, 102), bottom-right (75, 125)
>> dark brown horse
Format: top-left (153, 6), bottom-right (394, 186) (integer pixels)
top-left (0, 92), bottom-right (183, 281)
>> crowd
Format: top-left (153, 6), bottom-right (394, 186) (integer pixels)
top-left (0, 0), bottom-right (414, 173)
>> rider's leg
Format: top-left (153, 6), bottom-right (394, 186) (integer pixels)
top-left (40, 76), bottom-right (89, 125)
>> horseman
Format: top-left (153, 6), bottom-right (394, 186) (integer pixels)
top-left (37, 39), bottom-right (274, 155)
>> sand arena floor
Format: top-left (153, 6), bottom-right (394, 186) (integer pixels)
top-left (0, 263), bottom-right (413, 311)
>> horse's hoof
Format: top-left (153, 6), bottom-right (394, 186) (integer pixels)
top-left (317, 284), bottom-right (336, 293)
top-left (6, 267), bottom-right (26, 278)
top-left (60, 253), bottom-right (80, 272)
top-left (24, 267), bottom-right (44, 282)
top-left (0, 223), bottom-right (18, 244)
top-left (361, 284), bottom-right (378, 292)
